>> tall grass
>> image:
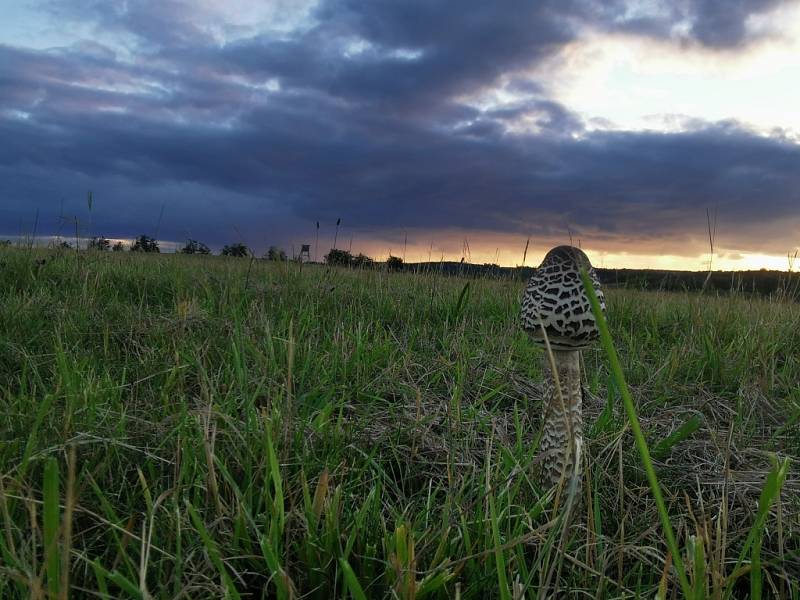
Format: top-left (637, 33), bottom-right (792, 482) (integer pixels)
top-left (0, 246), bottom-right (797, 597)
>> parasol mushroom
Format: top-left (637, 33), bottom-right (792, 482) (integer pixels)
top-left (520, 246), bottom-right (605, 489)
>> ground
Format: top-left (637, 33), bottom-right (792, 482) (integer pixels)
top-left (0, 247), bottom-right (798, 598)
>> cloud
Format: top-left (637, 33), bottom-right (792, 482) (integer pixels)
top-left (1, 0), bottom-right (799, 261)
top-left (595, 0), bottom-right (792, 47)
top-left (686, 0), bottom-right (788, 47)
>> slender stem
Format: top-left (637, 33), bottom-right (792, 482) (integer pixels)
top-left (538, 337), bottom-right (582, 600)
top-left (539, 321), bottom-right (571, 468)
top-left (539, 325), bottom-right (582, 495)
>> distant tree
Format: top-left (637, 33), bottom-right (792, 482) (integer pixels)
top-left (57, 241), bottom-right (72, 250)
top-left (352, 253), bottom-right (374, 268)
top-left (112, 242), bottom-right (124, 252)
top-left (180, 239), bottom-right (211, 255)
top-left (0, 240), bottom-right (11, 248)
top-left (221, 242), bottom-right (249, 257)
top-left (88, 236), bottom-right (110, 251)
top-left (130, 235), bottom-right (160, 253)
top-left (266, 246), bottom-right (287, 261)
top-left (325, 248), bottom-right (353, 266)
top-left (387, 255), bottom-right (404, 271)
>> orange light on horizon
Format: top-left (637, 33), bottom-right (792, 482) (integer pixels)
top-left (12, 233), bottom-right (796, 271)
top-left (355, 239), bottom-right (799, 272)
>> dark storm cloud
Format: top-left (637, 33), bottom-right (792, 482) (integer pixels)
top-left (594, 0), bottom-right (792, 47)
top-left (1, 0), bottom-right (799, 254)
top-left (686, 0), bottom-right (789, 47)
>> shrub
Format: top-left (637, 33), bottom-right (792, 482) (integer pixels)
top-left (221, 243), bottom-right (249, 257)
top-left (180, 239), bottom-right (211, 255)
top-left (352, 253), bottom-right (374, 268)
top-left (325, 248), bottom-right (353, 266)
top-left (112, 242), bottom-right (124, 252)
top-left (387, 255), bottom-right (404, 271)
top-left (266, 246), bottom-right (287, 261)
top-left (88, 237), bottom-right (110, 251)
top-left (130, 235), bottom-right (160, 253)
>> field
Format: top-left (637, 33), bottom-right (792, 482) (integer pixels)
top-left (1, 247), bottom-right (798, 598)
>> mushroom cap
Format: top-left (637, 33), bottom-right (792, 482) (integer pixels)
top-left (520, 245), bottom-right (606, 351)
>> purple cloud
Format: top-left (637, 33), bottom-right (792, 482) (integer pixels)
top-left (0, 0), bottom-right (798, 258)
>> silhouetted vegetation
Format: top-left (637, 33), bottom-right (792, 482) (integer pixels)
top-left (180, 239), bottom-right (211, 255)
top-left (352, 253), bottom-right (374, 268)
top-left (112, 242), bottom-right (124, 252)
top-left (221, 242), bottom-right (249, 257)
top-left (387, 255), bottom-right (404, 271)
top-left (130, 235), bottom-right (160, 253)
top-left (0, 240), bottom-right (11, 248)
top-left (593, 267), bottom-right (800, 297)
top-left (402, 261), bottom-right (800, 299)
top-left (265, 246), bottom-right (287, 261)
top-left (87, 236), bottom-right (110, 251)
top-left (325, 248), bottom-right (353, 266)
top-left (318, 248), bottom-right (381, 268)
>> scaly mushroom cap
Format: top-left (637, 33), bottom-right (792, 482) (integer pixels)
top-left (521, 245), bottom-right (606, 351)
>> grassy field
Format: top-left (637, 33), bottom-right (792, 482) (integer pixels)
top-left (0, 246), bottom-right (798, 599)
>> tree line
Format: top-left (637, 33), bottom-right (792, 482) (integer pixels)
top-left (64, 235), bottom-right (403, 268)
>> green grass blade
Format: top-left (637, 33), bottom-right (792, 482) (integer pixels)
top-left (259, 536), bottom-right (290, 600)
top-left (19, 394), bottom-right (57, 479)
top-left (751, 533), bottom-right (762, 600)
top-left (417, 568), bottom-right (456, 598)
top-left (693, 535), bottom-right (706, 600)
top-left (264, 425), bottom-right (285, 537)
top-left (488, 489), bottom-right (512, 600)
top-left (43, 456), bottom-right (60, 599)
top-left (724, 456), bottom-right (788, 598)
top-left (453, 281), bottom-right (471, 319)
top-left (339, 557), bottom-right (368, 600)
top-left (580, 268), bottom-right (693, 600)
top-left (591, 375), bottom-right (616, 435)
top-left (186, 501), bottom-right (241, 600)
top-left (652, 415), bottom-right (702, 459)
top-left (90, 559), bottom-right (110, 599)
top-left (89, 558), bottom-right (143, 599)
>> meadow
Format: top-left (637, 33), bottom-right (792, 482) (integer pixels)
top-left (0, 246), bottom-right (798, 599)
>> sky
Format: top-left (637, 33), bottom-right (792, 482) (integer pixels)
top-left (1, 0), bottom-right (799, 269)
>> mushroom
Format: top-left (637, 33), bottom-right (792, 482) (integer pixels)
top-left (520, 246), bottom-right (605, 489)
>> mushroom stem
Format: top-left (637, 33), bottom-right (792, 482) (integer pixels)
top-left (540, 349), bottom-right (583, 489)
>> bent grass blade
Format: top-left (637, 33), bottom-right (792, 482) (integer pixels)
top-left (580, 268), bottom-right (693, 600)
